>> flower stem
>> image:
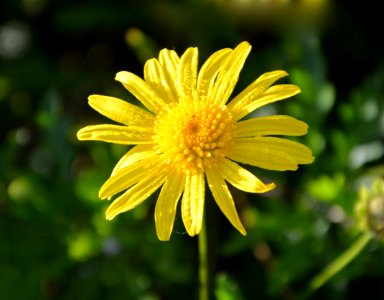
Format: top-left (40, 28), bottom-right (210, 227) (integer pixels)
top-left (199, 214), bottom-right (209, 300)
top-left (304, 232), bottom-right (372, 297)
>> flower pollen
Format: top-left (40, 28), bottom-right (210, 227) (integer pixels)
top-left (154, 101), bottom-right (235, 174)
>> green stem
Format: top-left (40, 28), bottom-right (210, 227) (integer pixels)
top-left (199, 214), bottom-right (209, 300)
top-left (305, 232), bottom-right (372, 297)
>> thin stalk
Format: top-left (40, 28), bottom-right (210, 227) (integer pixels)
top-left (304, 232), bottom-right (372, 298)
top-left (199, 214), bottom-right (209, 300)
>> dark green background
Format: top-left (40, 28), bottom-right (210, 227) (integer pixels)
top-left (1, 0), bottom-right (384, 299)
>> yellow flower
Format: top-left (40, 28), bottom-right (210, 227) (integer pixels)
top-left (77, 41), bottom-right (314, 241)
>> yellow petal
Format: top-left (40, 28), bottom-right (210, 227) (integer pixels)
top-left (206, 168), bottom-right (246, 235)
top-left (228, 146), bottom-right (297, 171)
top-left (77, 124), bottom-right (153, 145)
top-left (210, 41), bottom-right (251, 106)
top-left (217, 158), bottom-right (275, 193)
top-left (181, 172), bottom-right (205, 236)
top-left (235, 115), bottom-right (308, 137)
top-left (99, 154), bottom-right (161, 199)
top-left (228, 137), bottom-right (314, 171)
top-left (115, 71), bottom-right (166, 114)
top-left (106, 164), bottom-right (170, 220)
top-left (111, 144), bottom-right (156, 177)
top-left (197, 48), bottom-right (232, 101)
top-left (176, 47), bottom-right (198, 104)
top-left (252, 137), bottom-right (314, 164)
top-left (144, 58), bottom-right (178, 103)
top-left (227, 70), bottom-right (288, 115)
top-left (88, 95), bottom-right (155, 126)
top-left (232, 83), bottom-right (301, 121)
top-left (155, 170), bottom-right (185, 241)
top-left (159, 48), bottom-right (179, 81)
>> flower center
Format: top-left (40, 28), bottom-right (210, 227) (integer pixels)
top-left (154, 101), bottom-right (235, 174)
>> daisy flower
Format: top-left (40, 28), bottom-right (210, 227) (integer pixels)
top-left (77, 41), bottom-right (314, 241)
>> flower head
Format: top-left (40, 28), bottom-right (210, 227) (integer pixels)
top-left (77, 41), bottom-right (314, 241)
top-left (355, 178), bottom-right (384, 239)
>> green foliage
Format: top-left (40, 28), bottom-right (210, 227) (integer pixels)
top-left (1, 0), bottom-right (384, 299)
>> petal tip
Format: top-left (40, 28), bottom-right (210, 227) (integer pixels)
top-left (115, 71), bottom-right (129, 83)
top-left (236, 222), bottom-right (247, 236)
top-left (157, 233), bottom-right (171, 242)
top-left (236, 41), bottom-right (252, 56)
top-left (105, 210), bottom-right (116, 221)
top-left (264, 182), bottom-right (276, 193)
top-left (87, 94), bottom-right (104, 107)
top-left (76, 128), bottom-right (89, 140)
top-left (186, 228), bottom-right (199, 237)
top-left (238, 41), bottom-right (251, 49)
top-left (308, 155), bottom-right (316, 164)
top-left (98, 189), bottom-right (107, 200)
top-left (87, 94), bottom-right (97, 101)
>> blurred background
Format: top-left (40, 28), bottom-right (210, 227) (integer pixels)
top-left (1, 0), bottom-right (384, 299)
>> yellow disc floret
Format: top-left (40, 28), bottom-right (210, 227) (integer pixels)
top-left (154, 101), bottom-right (235, 174)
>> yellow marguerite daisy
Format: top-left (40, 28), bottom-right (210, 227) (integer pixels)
top-left (77, 41), bottom-right (314, 241)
